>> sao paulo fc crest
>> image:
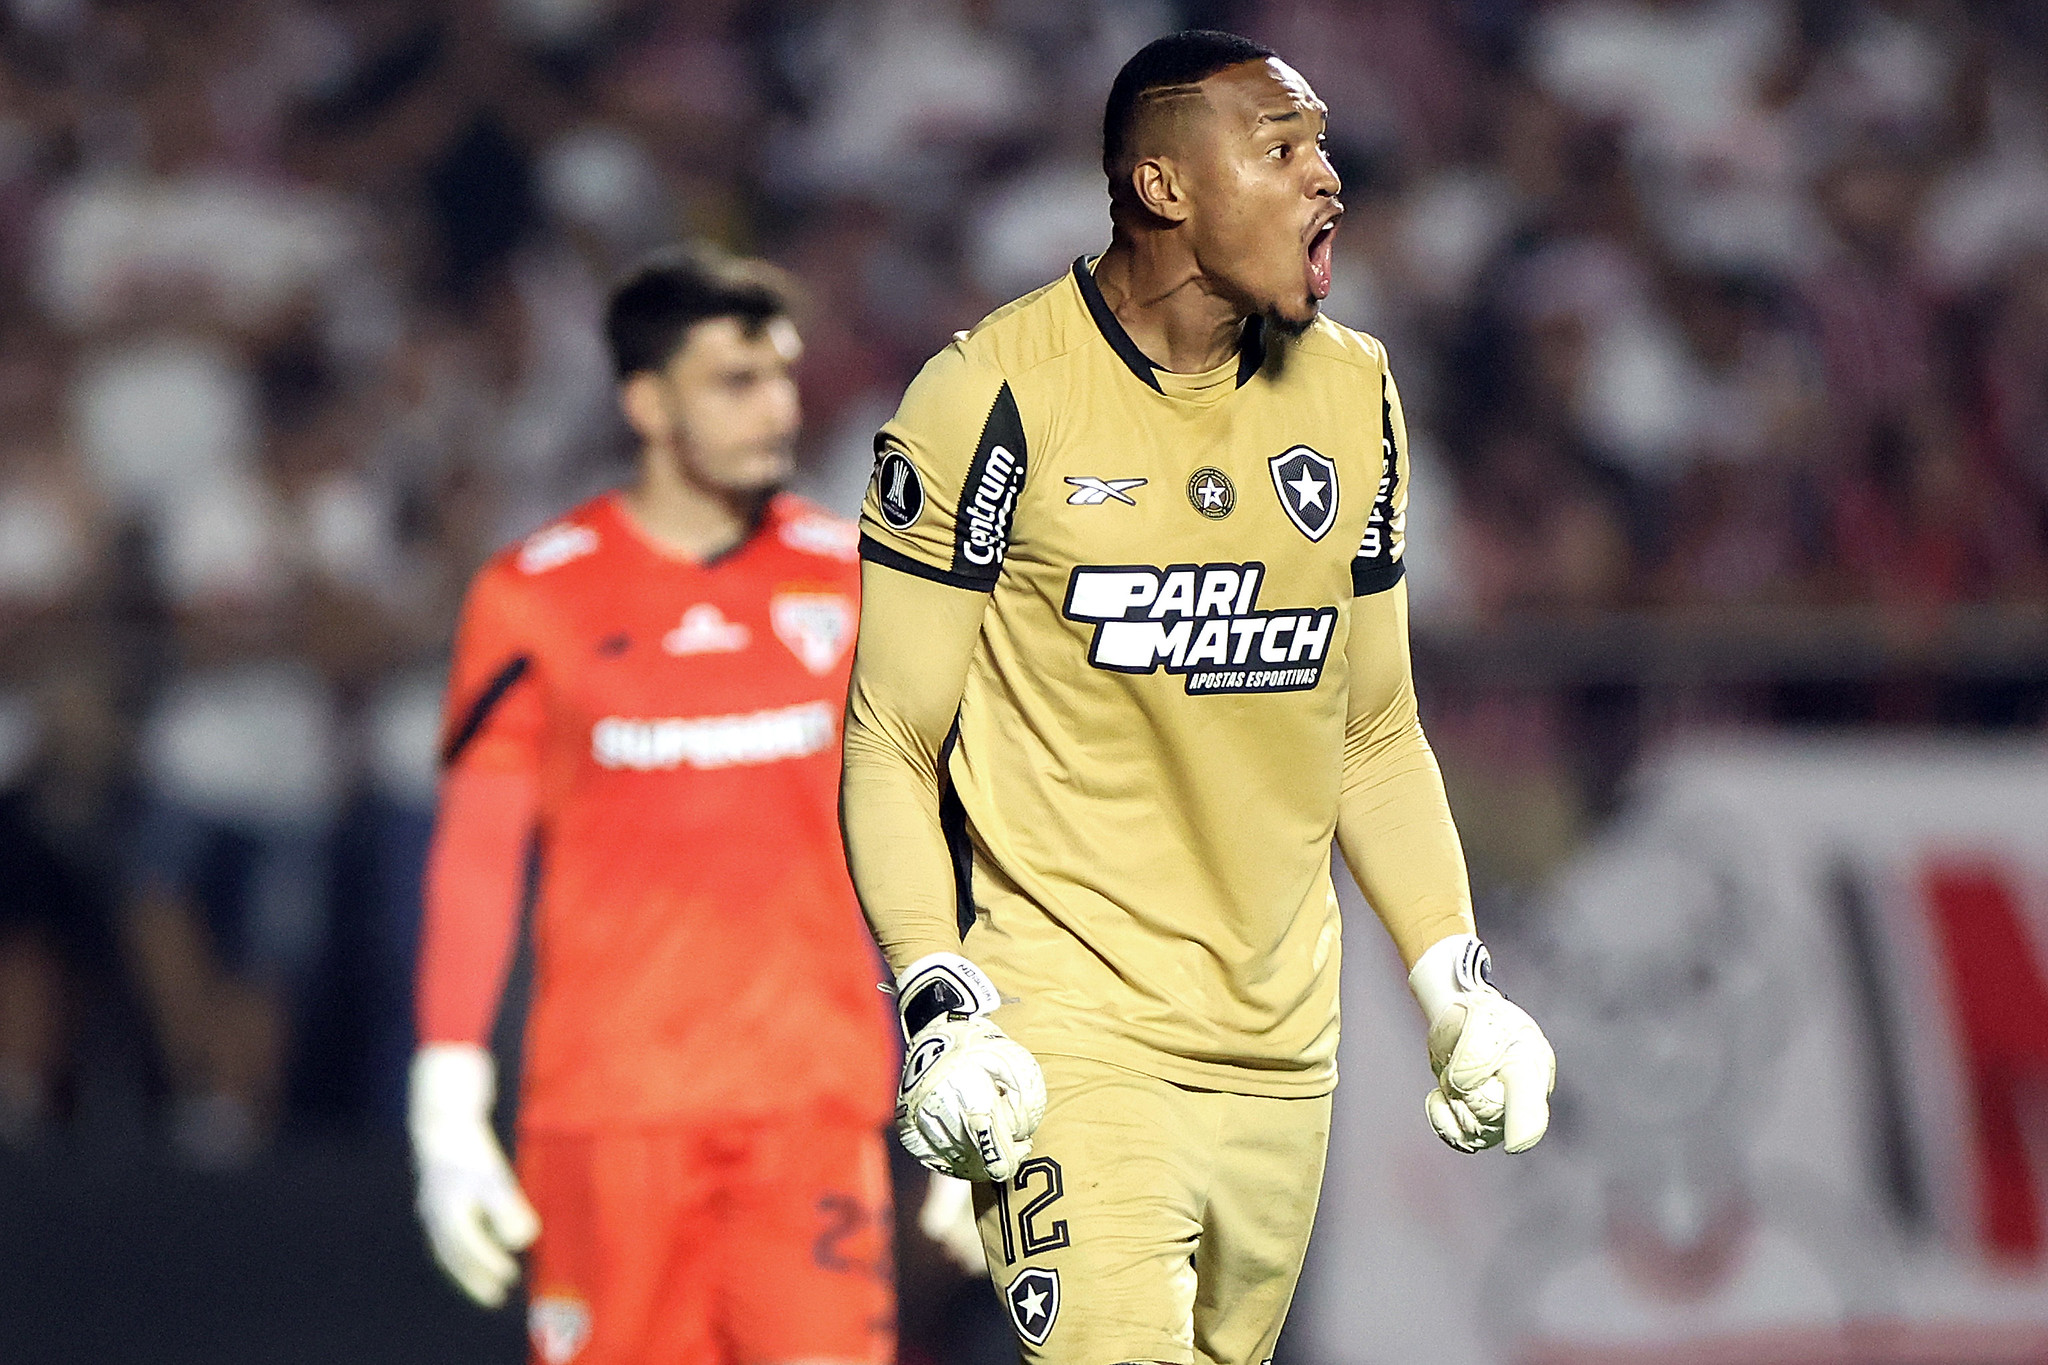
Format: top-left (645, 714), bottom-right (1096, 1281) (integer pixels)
top-left (529, 1296), bottom-right (591, 1363)
top-left (770, 592), bottom-right (854, 675)
top-left (1269, 445), bottom-right (1339, 541)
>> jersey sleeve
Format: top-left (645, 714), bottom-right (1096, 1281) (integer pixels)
top-left (438, 564), bottom-right (545, 774)
top-left (1352, 361), bottom-right (1410, 597)
top-left (860, 340), bottom-right (1028, 592)
top-left (417, 563), bottom-right (544, 1045)
top-left (841, 560), bottom-right (991, 974)
top-left (1334, 579), bottom-right (1474, 968)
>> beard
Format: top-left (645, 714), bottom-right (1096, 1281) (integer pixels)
top-left (1262, 300), bottom-right (1319, 340)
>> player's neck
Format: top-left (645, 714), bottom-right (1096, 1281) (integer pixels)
top-left (619, 451), bottom-right (767, 562)
top-left (1092, 235), bottom-right (1248, 375)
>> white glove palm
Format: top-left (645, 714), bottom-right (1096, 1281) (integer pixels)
top-left (408, 1044), bottom-right (540, 1307)
top-left (893, 953), bottom-right (1046, 1183)
top-left (1411, 936), bottom-right (1556, 1155)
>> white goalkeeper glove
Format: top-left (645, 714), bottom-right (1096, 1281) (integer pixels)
top-left (1410, 935), bottom-right (1556, 1155)
top-left (919, 1173), bottom-right (988, 1274)
top-left (408, 1043), bottom-right (540, 1307)
top-left (893, 952), bottom-right (1046, 1183)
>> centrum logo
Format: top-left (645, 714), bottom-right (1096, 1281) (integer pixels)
top-left (959, 442), bottom-right (1021, 568)
top-left (1062, 561), bottom-right (1337, 694)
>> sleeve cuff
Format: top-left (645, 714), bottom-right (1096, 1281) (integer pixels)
top-left (860, 534), bottom-right (996, 592)
top-left (1351, 558), bottom-right (1406, 597)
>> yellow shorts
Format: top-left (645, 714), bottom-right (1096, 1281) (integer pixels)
top-left (973, 1053), bottom-right (1332, 1364)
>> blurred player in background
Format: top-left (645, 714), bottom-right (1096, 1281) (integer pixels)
top-left (843, 31), bottom-right (1557, 1363)
top-left (407, 246), bottom-right (901, 1365)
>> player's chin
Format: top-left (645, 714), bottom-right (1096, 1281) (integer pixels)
top-left (713, 450), bottom-right (794, 494)
top-left (1262, 295), bottom-right (1322, 339)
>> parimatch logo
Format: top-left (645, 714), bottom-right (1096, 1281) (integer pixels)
top-left (1062, 561), bottom-right (1336, 694)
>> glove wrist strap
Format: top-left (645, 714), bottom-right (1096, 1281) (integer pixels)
top-left (409, 1042), bottom-right (497, 1141)
top-left (896, 952), bottom-right (1002, 1041)
top-left (1408, 933), bottom-right (1495, 1024)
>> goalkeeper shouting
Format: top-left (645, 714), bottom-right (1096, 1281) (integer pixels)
top-left (841, 30), bottom-right (1556, 1364)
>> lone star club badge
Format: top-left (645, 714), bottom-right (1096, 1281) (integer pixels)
top-left (770, 592), bottom-right (854, 675)
top-left (1269, 445), bottom-right (1340, 541)
top-left (1005, 1266), bottom-right (1061, 1346)
top-left (1187, 467), bottom-right (1235, 519)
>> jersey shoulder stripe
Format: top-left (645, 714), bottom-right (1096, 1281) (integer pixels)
top-left (1352, 339), bottom-right (1407, 597)
top-left (859, 375), bottom-right (1027, 592)
top-left (443, 653), bottom-right (532, 767)
top-left (945, 381), bottom-right (1027, 586)
top-left (863, 283), bottom-right (1078, 593)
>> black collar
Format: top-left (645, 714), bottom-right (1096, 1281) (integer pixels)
top-left (1071, 256), bottom-right (1266, 392)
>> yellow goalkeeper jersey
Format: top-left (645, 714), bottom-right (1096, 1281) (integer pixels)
top-left (858, 258), bottom-right (1410, 1097)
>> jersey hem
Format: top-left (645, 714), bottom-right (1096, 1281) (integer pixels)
top-left (860, 533), bottom-right (995, 591)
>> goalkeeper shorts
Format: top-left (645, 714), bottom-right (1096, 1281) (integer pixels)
top-left (517, 1118), bottom-right (894, 1365)
top-left (971, 1052), bottom-right (1331, 1364)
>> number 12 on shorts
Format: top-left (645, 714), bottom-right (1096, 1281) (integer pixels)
top-left (990, 1156), bottom-right (1071, 1265)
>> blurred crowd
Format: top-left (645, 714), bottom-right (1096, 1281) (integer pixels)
top-left (0, 0), bottom-right (2044, 1168)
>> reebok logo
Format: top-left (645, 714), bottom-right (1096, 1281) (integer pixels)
top-left (1064, 476), bottom-right (1145, 506)
top-left (778, 513), bottom-right (859, 561)
top-left (901, 1035), bottom-right (948, 1094)
top-left (1062, 561), bottom-right (1336, 695)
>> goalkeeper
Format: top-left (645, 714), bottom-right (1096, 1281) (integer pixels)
top-left (841, 30), bottom-right (1555, 1364)
top-left (408, 247), bottom-right (904, 1365)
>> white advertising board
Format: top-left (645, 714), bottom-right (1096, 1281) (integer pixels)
top-left (1304, 738), bottom-right (2048, 1363)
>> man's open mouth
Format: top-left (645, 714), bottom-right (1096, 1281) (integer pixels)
top-left (1307, 217), bottom-right (1339, 301)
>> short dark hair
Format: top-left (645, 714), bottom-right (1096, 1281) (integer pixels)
top-left (604, 245), bottom-right (796, 379)
top-left (1102, 30), bottom-right (1275, 176)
